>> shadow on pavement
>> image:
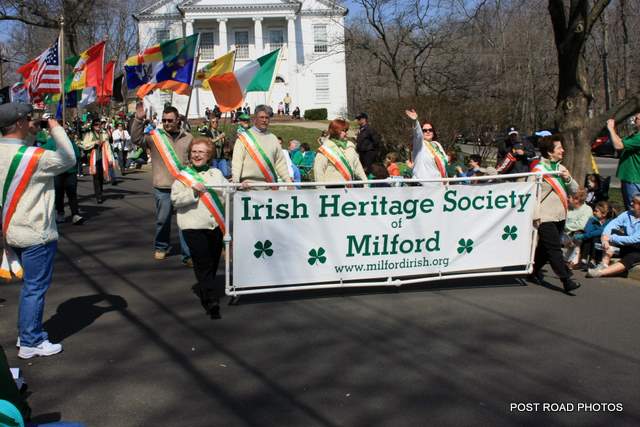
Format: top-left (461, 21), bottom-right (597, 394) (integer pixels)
top-left (30, 412), bottom-right (62, 424)
top-left (43, 294), bottom-right (128, 343)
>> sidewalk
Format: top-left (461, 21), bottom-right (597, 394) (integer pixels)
top-left (1, 169), bottom-right (639, 426)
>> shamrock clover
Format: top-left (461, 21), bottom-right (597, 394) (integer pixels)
top-left (307, 247), bottom-right (327, 265)
top-left (457, 238), bottom-right (474, 254)
top-left (253, 240), bottom-right (273, 258)
top-left (502, 225), bottom-right (518, 241)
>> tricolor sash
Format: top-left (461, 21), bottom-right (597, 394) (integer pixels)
top-left (532, 161), bottom-right (568, 211)
top-left (177, 168), bottom-right (226, 234)
top-left (1, 145), bottom-right (45, 281)
top-left (89, 141), bottom-right (118, 182)
top-left (424, 140), bottom-right (448, 178)
top-left (150, 129), bottom-right (225, 232)
top-left (237, 130), bottom-right (278, 183)
top-left (318, 141), bottom-right (354, 182)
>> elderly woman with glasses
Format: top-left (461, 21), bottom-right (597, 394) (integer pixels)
top-left (171, 137), bottom-right (227, 319)
top-left (405, 109), bottom-right (448, 183)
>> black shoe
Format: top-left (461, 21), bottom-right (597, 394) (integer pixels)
top-left (208, 302), bottom-right (221, 319)
top-left (527, 271), bottom-right (544, 285)
top-left (562, 279), bottom-right (581, 293)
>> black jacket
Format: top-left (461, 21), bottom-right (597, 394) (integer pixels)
top-left (356, 124), bottom-right (381, 153)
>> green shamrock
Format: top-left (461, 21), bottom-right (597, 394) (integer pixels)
top-left (457, 238), bottom-right (474, 254)
top-left (502, 225), bottom-right (518, 241)
top-left (253, 240), bottom-right (273, 258)
top-left (307, 247), bottom-right (327, 265)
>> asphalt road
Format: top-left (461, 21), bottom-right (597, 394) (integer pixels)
top-left (1, 168), bottom-right (639, 426)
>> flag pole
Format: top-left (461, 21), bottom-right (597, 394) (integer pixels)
top-left (265, 48), bottom-right (283, 109)
top-left (184, 33), bottom-right (201, 120)
top-left (59, 15), bottom-right (66, 123)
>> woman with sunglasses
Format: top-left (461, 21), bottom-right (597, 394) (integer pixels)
top-left (405, 109), bottom-right (448, 183)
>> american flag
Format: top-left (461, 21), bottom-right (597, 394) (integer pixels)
top-left (21, 39), bottom-right (61, 95)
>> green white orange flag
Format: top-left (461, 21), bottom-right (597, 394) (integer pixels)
top-left (195, 50), bottom-right (235, 89)
top-left (70, 41), bottom-right (106, 91)
top-left (208, 48), bottom-right (280, 112)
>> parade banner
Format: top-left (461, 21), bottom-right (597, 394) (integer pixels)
top-left (232, 181), bottom-right (537, 288)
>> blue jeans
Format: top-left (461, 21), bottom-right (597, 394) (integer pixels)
top-left (211, 159), bottom-right (231, 178)
top-left (621, 181), bottom-right (640, 210)
top-left (13, 241), bottom-right (58, 348)
top-left (154, 188), bottom-right (191, 260)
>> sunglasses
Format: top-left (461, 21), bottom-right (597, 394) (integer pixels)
top-left (422, 128), bottom-right (434, 132)
top-left (162, 118), bottom-right (176, 123)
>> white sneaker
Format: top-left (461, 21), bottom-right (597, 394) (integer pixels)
top-left (72, 214), bottom-right (85, 225)
top-left (16, 337), bottom-right (20, 348)
top-left (18, 340), bottom-right (62, 359)
top-left (56, 212), bottom-right (65, 224)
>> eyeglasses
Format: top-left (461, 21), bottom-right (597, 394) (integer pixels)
top-left (190, 150), bottom-right (209, 155)
top-left (162, 118), bottom-right (176, 123)
top-left (422, 128), bottom-right (434, 133)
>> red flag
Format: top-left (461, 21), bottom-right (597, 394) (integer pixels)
top-left (97, 60), bottom-right (115, 105)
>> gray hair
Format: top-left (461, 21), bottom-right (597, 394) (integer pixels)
top-left (632, 193), bottom-right (640, 204)
top-left (254, 104), bottom-right (272, 116)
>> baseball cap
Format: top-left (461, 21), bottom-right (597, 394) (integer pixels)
top-left (238, 113), bottom-right (250, 121)
top-left (508, 127), bottom-right (518, 136)
top-left (355, 112), bottom-right (368, 120)
top-left (0, 103), bottom-right (33, 128)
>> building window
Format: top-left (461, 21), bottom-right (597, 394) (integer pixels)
top-left (200, 32), bottom-right (216, 59)
top-left (235, 30), bottom-right (249, 59)
top-left (313, 25), bottom-right (328, 53)
top-left (315, 73), bottom-right (330, 103)
top-left (155, 29), bottom-right (170, 43)
top-left (269, 29), bottom-right (284, 51)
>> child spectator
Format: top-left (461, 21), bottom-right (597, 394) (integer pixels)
top-left (585, 173), bottom-right (608, 208)
top-left (573, 201), bottom-right (612, 269)
top-left (384, 152), bottom-right (401, 177)
top-left (563, 188), bottom-right (593, 266)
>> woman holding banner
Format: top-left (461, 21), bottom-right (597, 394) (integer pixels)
top-left (529, 134), bottom-right (581, 294)
top-left (314, 118), bottom-right (367, 185)
top-left (171, 137), bottom-right (227, 319)
top-left (405, 109), bottom-right (448, 182)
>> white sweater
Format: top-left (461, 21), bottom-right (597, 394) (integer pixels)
top-left (171, 168), bottom-right (227, 230)
top-left (0, 127), bottom-right (76, 248)
top-left (411, 120), bottom-right (447, 182)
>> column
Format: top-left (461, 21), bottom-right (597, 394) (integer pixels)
top-left (218, 18), bottom-right (228, 55)
top-left (184, 18), bottom-right (194, 37)
top-left (253, 17), bottom-right (263, 56)
top-left (287, 16), bottom-right (297, 66)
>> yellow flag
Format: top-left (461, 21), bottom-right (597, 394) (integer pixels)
top-left (196, 51), bottom-right (235, 89)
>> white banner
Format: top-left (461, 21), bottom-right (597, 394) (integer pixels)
top-left (232, 181), bottom-right (537, 288)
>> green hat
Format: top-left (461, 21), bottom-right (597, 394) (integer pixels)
top-left (238, 113), bottom-right (250, 121)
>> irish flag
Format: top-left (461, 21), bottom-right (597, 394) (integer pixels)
top-left (208, 49), bottom-right (280, 112)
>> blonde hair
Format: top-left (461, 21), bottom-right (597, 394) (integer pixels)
top-left (188, 137), bottom-right (214, 163)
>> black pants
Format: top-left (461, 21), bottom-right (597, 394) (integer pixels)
top-left (534, 221), bottom-right (572, 281)
top-left (114, 148), bottom-right (127, 175)
top-left (93, 158), bottom-right (104, 201)
top-left (182, 228), bottom-right (224, 297)
top-left (359, 151), bottom-right (377, 174)
top-left (619, 247), bottom-right (640, 270)
top-left (54, 172), bottom-right (79, 215)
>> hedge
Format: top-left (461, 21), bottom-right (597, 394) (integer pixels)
top-left (303, 108), bottom-right (328, 120)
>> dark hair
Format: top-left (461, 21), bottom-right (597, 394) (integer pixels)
top-left (163, 106), bottom-right (180, 118)
top-left (445, 148), bottom-right (457, 162)
top-left (385, 152), bottom-right (399, 163)
top-left (538, 133), bottom-right (564, 158)
top-left (300, 143), bottom-right (310, 152)
top-left (420, 120), bottom-right (438, 140)
top-left (468, 154), bottom-right (482, 165)
top-left (328, 119), bottom-right (349, 139)
top-left (594, 201), bottom-right (612, 218)
top-left (370, 163), bottom-right (389, 180)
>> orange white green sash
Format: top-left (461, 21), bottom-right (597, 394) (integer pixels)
top-left (177, 167), bottom-right (226, 234)
top-left (1, 145), bottom-right (45, 281)
top-left (424, 140), bottom-right (448, 178)
top-left (89, 141), bottom-right (117, 182)
top-left (318, 141), bottom-right (354, 182)
top-left (532, 161), bottom-right (568, 211)
top-left (150, 129), bottom-right (225, 232)
top-left (237, 130), bottom-right (277, 183)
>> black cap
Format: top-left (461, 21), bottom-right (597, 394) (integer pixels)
top-left (92, 118), bottom-right (102, 126)
top-left (0, 102), bottom-right (33, 128)
top-left (355, 112), bottom-right (368, 120)
top-left (513, 142), bottom-right (525, 150)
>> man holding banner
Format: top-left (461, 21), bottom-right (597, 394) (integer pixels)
top-left (0, 103), bottom-right (75, 358)
top-left (131, 102), bottom-right (192, 264)
top-left (231, 105), bottom-right (291, 187)
top-left (530, 134), bottom-right (581, 294)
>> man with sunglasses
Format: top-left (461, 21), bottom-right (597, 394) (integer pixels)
top-left (131, 103), bottom-right (192, 264)
top-left (0, 103), bottom-right (76, 358)
top-left (607, 113), bottom-right (640, 210)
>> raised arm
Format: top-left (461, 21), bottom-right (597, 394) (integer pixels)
top-left (130, 102), bottom-right (149, 149)
top-left (39, 119), bottom-right (76, 176)
top-left (405, 109), bottom-right (423, 151)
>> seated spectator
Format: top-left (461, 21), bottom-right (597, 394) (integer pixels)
top-left (563, 188), bottom-right (593, 265)
top-left (573, 201), bottom-right (612, 269)
top-left (445, 149), bottom-right (463, 178)
top-left (126, 146), bottom-right (147, 169)
top-left (384, 152), bottom-right (401, 177)
top-left (456, 154), bottom-right (482, 178)
top-left (370, 163), bottom-right (391, 187)
top-left (585, 173), bottom-right (609, 208)
top-left (587, 194), bottom-right (640, 278)
top-left (294, 143), bottom-right (315, 180)
top-left (292, 106), bottom-right (301, 120)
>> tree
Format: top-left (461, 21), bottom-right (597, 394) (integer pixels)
top-left (548, 0), bottom-right (640, 181)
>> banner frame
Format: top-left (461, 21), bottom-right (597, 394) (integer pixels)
top-left (218, 172), bottom-right (549, 297)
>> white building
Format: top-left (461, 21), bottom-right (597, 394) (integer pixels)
top-left (134, 0), bottom-right (349, 119)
